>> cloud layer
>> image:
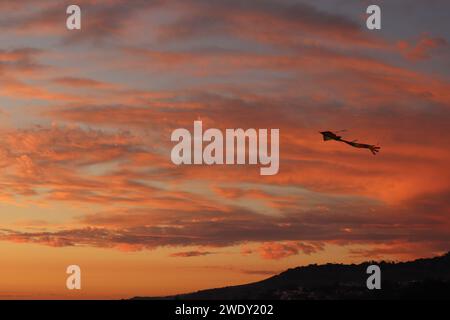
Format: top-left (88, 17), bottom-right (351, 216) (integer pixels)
top-left (0, 0), bottom-right (449, 264)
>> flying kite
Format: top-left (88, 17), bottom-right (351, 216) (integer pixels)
top-left (319, 130), bottom-right (380, 155)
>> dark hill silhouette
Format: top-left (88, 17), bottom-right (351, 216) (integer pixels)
top-left (133, 252), bottom-right (450, 300)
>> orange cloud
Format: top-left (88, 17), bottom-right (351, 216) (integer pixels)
top-left (0, 0), bottom-right (449, 271)
top-left (398, 34), bottom-right (449, 61)
top-left (258, 242), bottom-right (325, 260)
top-left (170, 250), bottom-right (215, 257)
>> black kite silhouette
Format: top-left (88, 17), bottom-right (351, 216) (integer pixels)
top-left (320, 131), bottom-right (380, 155)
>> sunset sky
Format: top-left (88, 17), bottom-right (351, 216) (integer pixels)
top-left (0, 0), bottom-right (449, 299)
